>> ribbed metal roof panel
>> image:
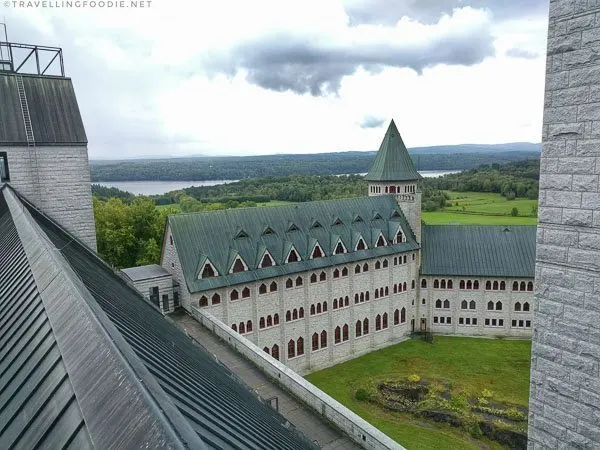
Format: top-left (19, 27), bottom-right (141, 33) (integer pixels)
top-left (421, 225), bottom-right (537, 277)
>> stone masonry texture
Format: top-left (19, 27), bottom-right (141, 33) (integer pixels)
top-left (529, 0), bottom-right (600, 448)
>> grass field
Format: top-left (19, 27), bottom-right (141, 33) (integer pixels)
top-left (423, 192), bottom-right (538, 226)
top-left (306, 337), bottom-right (532, 450)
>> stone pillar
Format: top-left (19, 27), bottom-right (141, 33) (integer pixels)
top-left (528, 0), bottom-right (600, 447)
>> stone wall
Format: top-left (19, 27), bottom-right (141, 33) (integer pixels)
top-left (128, 276), bottom-right (175, 313)
top-left (529, 0), bottom-right (600, 447)
top-left (2, 145), bottom-right (97, 251)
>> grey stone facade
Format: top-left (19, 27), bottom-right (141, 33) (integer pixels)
top-left (529, 0), bottom-right (600, 447)
top-left (2, 145), bottom-right (97, 251)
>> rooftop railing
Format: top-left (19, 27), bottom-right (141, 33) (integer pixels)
top-left (0, 42), bottom-right (65, 77)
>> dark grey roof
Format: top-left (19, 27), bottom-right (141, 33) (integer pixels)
top-left (0, 74), bottom-right (87, 145)
top-left (122, 264), bottom-right (171, 282)
top-left (0, 185), bottom-right (317, 450)
top-left (421, 225), bottom-right (537, 277)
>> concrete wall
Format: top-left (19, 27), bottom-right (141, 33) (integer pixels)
top-left (190, 307), bottom-right (405, 450)
top-left (529, 0), bottom-right (600, 447)
top-left (2, 145), bottom-right (97, 251)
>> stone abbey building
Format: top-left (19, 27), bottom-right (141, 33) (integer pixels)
top-left (160, 120), bottom-right (537, 374)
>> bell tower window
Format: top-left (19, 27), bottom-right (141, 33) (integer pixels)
top-left (0, 152), bottom-right (9, 182)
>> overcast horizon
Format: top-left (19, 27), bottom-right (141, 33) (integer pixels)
top-left (4, 0), bottom-right (548, 159)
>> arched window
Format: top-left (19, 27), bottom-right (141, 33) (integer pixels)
top-left (411, 280), bottom-right (415, 289)
top-left (232, 258), bottom-right (246, 273)
top-left (320, 271), bottom-right (326, 282)
top-left (299, 307), bottom-right (305, 318)
top-left (297, 337), bottom-right (304, 355)
top-left (496, 301), bottom-right (503, 311)
top-left (288, 340), bottom-right (296, 358)
top-left (403, 255), bottom-right (407, 263)
top-left (247, 320), bottom-right (253, 332)
top-left (270, 281), bottom-right (277, 292)
top-left (393, 285), bottom-right (398, 294)
top-left (356, 238), bottom-right (366, 251)
top-left (356, 321), bottom-right (362, 337)
top-left (310, 304), bottom-right (316, 315)
top-left (310, 273), bottom-right (317, 283)
top-left (467, 280), bottom-right (473, 290)
top-left (396, 230), bottom-right (403, 243)
top-left (343, 324), bottom-right (349, 341)
top-left (342, 267), bottom-right (348, 277)
top-left (383, 259), bottom-right (389, 268)
top-left (199, 296), bottom-right (208, 307)
top-left (323, 301), bottom-right (328, 312)
top-left (239, 322), bottom-right (245, 334)
top-left (403, 282), bottom-right (407, 291)
top-left (212, 293), bottom-right (221, 305)
top-left (460, 280), bottom-right (465, 289)
top-left (385, 286), bottom-right (389, 296)
top-left (493, 281), bottom-right (499, 290)
top-left (272, 344), bottom-right (279, 360)
top-left (333, 269), bottom-right (340, 278)
top-left (515, 302), bottom-right (522, 312)
top-left (286, 278), bottom-right (293, 289)
top-left (266, 316), bottom-right (273, 327)
top-left (287, 248), bottom-right (300, 263)
top-left (486, 281), bottom-right (492, 290)
top-left (520, 281), bottom-right (526, 291)
top-left (436, 299), bottom-right (442, 308)
top-left (335, 326), bottom-right (341, 344)
top-left (401, 307), bottom-right (406, 323)
top-left (232, 324), bottom-right (237, 332)
top-left (261, 253), bottom-right (274, 268)
top-left (487, 301), bottom-right (494, 310)
top-left (242, 287), bottom-right (251, 298)
top-left (312, 333), bottom-right (319, 351)
top-left (333, 299), bottom-right (338, 309)
top-left (263, 346), bottom-right (269, 354)
top-left (293, 309), bottom-right (298, 320)
top-left (443, 299), bottom-right (450, 309)
top-left (321, 331), bottom-right (328, 348)
top-left (312, 245), bottom-right (324, 259)
top-left (260, 317), bottom-right (266, 328)
top-left (345, 296), bottom-right (349, 307)
top-left (375, 261), bottom-right (381, 270)
top-left (474, 280), bottom-right (479, 290)
top-left (434, 279), bottom-right (440, 289)
top-left (286, 311), bottom-right (291, 322)
top-left (500, 281), bottom-right (506, 290)
top-left (461, 300), bottom-right (467, 309)
top-left (202, 264), bottom-right (215, 279)
top-left (360, 292), bottom-right (365, 302)
top-left (375, 290), bottom-right (379, 299)
top-left (334, 242), bottom-right (345, 254)
top-left (527, 281), bottom-right (534, 291)
top-left (354, 293), bottom-right (359, 304)
top-left (383, 313), bottom-right (388, 328)
top-left (296, 276), bottom-right (303, 286)
top-left (447, 280), bottom-right (453, 289)
top-left (376, 235), bottom-right (386, 247)
top-left (394, 309), bottom-right (400, 325)
top-left (259, 284), bottom-right (267, 294)
top-left (441, 280), bottom-right (446, 289)
top-left (317, 303), bottom-right (322, 314)
top-left (470, 300), bottom-right (476, 310)
top-left (355, 264), bottom-right (361, 274)
top-left (363, 318), bottom-right (369, 335)
top-left (523, 302), bottom-right (530, 312)
top-left (421, 279), bottom-right (427, 288)
top-left (513, 281), bottom-right (519, 291)
top-left (363, 263), bottom-right (369, 272)
top-left (375, 314), bottom-right (381, 331)
top-left (394, 257), bottom-right (398, 265)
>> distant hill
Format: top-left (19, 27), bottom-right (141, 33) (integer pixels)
top-left (89, 143), bottom-right (541, 182)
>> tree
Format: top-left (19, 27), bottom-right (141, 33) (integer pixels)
top-left (511, 207), bottom-right (519, 217)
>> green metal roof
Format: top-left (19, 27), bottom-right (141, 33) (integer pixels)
top-left (168, 196), bottom-right (419, 293)
top-left (364, 120), bottom-right (422, 182)
top-left (421, 225), bottom-right (537, 277)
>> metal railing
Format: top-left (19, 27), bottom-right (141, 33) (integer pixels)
top-left (0, 42), bottom-right (65, 77)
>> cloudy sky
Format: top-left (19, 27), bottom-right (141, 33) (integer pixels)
top-left (4, 0), bottom-right (549, 159)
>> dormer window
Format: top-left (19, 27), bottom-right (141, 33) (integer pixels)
top-left (235, 229), bottom-right (249, 239)
top-left (0, 152), bottom-right (9, 182)
top-left (332, 218), bottom-right (343, 226)
top-left (230, 256), bottom-right (247, 273)
top-left (376, 234), bottom-right (386, 247)
top-left (262, 227), bottom-right (276, 236)
top-left (395, 229), bottom-right (404, 244)
top-left (311, 220), bottom-right (323, 229)
top-left (334, 241), bottom-right (346, 255)
top-left (311, 243), bottom-right (324, 259)
top-left (199, 260), bottom-right (218, 279)
top-left (259, 251), bottom-right (275, 268)
top-left (373, 212), bottom-right (383, 220)
top-left (287, 223), bottom-right (300, 232)
top-left (352, 215), bottom-right (363, 224)
top-left (355, 237), bottom-right (367, 251)
top-left (286, 247), bottom-right (300, 263)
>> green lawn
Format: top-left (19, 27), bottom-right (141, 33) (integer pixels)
top-left (306, 337), bottom-right (531, 449)
top-left (423, 191), bottom-right (538, 225)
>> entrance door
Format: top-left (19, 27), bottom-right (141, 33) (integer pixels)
top-left (420, 318), bottom-right (427, 332)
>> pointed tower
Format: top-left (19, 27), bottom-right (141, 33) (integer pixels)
top-left (365, 120), bottom-right (422, 243)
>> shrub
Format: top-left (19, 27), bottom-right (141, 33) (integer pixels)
top-left (468, 422), bottom-right (483, 439)
top-left (481, 389), bottom-right (493, 399)
top-left (407, 374), bottom-right (421, 383)
top-left (355, 388), bottom-right (371, 402)
top-left (449, 394), bottom-right (469, 412)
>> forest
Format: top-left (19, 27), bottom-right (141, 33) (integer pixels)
top-left (90, 148), bottom-right (539, 182)
top-left (91, 157), bottom-right (540, 269)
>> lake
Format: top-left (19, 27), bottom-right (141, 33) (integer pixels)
top-left (94, 170), bottom-right (460, 196)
